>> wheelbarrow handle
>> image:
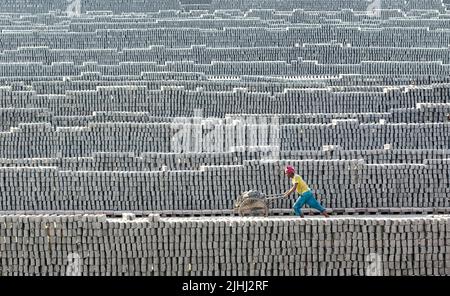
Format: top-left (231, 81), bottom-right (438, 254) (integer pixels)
top-left (264, 194), bottom-right (284, 200)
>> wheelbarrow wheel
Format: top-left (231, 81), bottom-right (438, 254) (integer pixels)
top-left (238, 198), bottom-right (269, 217)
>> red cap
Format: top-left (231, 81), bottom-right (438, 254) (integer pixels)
top-left (284, 166), bottom-right (295, 175)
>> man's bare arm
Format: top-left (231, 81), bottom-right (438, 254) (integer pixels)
top-left (284, 184), bottom-right (297, 198)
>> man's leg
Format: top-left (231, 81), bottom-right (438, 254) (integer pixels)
top-left (293, 194), bottom-right (308, 217)
top-left (305, 191), bottom-right (329, 217)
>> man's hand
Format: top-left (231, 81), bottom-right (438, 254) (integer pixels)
top-left (283, 184), bottom-right (297, 199)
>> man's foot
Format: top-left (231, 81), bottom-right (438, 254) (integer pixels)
top-left (321, 211), bottom-right (330, 218)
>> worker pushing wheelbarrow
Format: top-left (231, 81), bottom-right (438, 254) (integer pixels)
top-left (235, 165), bottom-right (330, 217)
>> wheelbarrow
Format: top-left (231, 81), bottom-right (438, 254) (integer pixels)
top-left (234, 190), bottom-right (284, 217)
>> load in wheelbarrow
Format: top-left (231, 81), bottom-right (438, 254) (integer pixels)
top-left (234, 190), bottom-right (283, 217)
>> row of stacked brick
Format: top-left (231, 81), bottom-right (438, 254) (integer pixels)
top-left (226, 104), bottom-right (450, 124)
top-left (2, 26), bottom-right (450, 50)
top-left (1, 86), bottom-right (449, 116)
top-left (0, 214), bottom-right (448, 276)
top-left (0, 0), bottom-right (180, 14)
top-left (1, 149), bottom-right (448, 171)
top-left (0, 160), bottom-right (447, 211)
top-left (1, 0), bottom-right (446, 14)
top-left (0, 7), bottom-right (419, 20)
top-left (282, 122), bottom-right (450, 150)
top-left (0, 60), bottom-right (449, 77)
top-left (211, 0), bottom-right (446, 12)
top-left (4, 45), bottom-right (450, 65)
top-left (3, 75), bottom-right (449, 95)
top-left (0, 121), bottom-right (448, 158)
top-left (1, 103), bottom-right (449, 131)
top-left (3, 9), bottom-right (449, 32)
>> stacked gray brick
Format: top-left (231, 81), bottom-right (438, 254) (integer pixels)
top-left (1, 86), bottom-right (449, 117)
top-left (2, 26), bottom-right (450, 51)
top-left (2, 103), bottom-right (449, 131)
top-left (1, 60), bottom-right (450, 77)
top-left (1, 0), bottom-right (446, 14)
top-left (4, 45), bottom-right (450, 65)
top-left (1, 74), bottom-right (447, 95)
top-left (0, 121), bottom-right (448, 158)
top-left (0, 0), bottom-right (449, 277)
top-left (0, 214), bottom-right (448, 276)
top-left (0, 160), bottom-right (448, 211)
top-left (2, 149), bottom-right (450, 171)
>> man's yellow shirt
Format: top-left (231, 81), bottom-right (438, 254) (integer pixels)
top-left (292, 174), bottom-right (310, 195)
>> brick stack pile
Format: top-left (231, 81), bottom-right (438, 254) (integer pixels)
top-left (0, 160), bottom-right (448, 211)
top-left (0, 0), bottom-right (449, 276)
top-left (0, 214), bottom-right (448, 276)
